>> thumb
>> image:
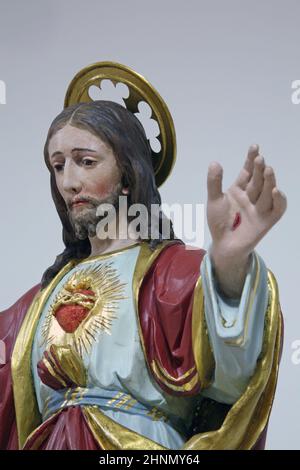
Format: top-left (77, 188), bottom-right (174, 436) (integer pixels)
top-left (207, 162), bottom-right (224, 201)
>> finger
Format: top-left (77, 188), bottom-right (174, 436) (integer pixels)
top-left (235, 168), bottom-right (251, 190)
top-left (207, 162), bottom-right (224, 201)
top-left (256, 166), bottom-right (277, 213)
top-left (246, 155), bottom-right (265, 203)
top-left (244, 144), bottom-right (260, 175)
top-left (271, 188), bottom-right (287, 221)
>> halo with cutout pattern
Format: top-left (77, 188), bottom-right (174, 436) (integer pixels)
top-left (64, 61), bottom-right (176, 187)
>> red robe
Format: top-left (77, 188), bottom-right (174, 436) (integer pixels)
top-left (0, 242), bottom-right (283, 450)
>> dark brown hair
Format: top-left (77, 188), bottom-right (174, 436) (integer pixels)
top-left (41, 100), bottom-right (176, 288)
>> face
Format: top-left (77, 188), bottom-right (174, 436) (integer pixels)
top-left (48, 124), bottom-right (123, 239)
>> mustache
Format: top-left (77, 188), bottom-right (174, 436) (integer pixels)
top-left (67, 196), bottom-right (100, 211)
top-left (67, 183), bottom-right (124, 212)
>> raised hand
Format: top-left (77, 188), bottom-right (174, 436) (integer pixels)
top-left (206, 145), bottom-right (287, 298)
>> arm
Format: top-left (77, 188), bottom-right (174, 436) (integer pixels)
top-left (200, 251), bottom-right (268, 404)
top-left (199, 144), bottom-right (286, 402)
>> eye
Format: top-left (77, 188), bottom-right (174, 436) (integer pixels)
top-left (82, 158), bottom-right (97, 167)
top-left (53, 163), bottom-right (64, 172)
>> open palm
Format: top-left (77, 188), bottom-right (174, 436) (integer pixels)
top-left (207, 145), bottom-right (287, 259)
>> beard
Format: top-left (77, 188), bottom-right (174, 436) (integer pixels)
top-left (67, 183), bottom-right (123, 240)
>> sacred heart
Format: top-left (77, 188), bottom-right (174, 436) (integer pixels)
top-left (53, 289), bottom-right (96, 333)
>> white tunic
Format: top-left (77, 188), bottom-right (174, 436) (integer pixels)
top-left (31, 244), bottom-right (268, 449)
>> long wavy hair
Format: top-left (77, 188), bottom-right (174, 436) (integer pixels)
top-left (41, 100), bottom-right (176, 288)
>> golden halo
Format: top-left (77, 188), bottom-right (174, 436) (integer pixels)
top-left (64, 61), bottom-right (176, 187)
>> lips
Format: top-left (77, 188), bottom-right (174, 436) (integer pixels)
top-left (72, 201), bottom-right (89, 207)
top-left (70, 198), bottom-right (91, 209)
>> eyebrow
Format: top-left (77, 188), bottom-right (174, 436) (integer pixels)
top-left (50, 148), bottom-right (97, 160)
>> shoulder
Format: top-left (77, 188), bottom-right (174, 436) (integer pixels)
top-left (140, 241), bottom-right (206, 297)
top-left (157, 241), bottom-right (206, 262)
top-left (152, 241), bottom-right (206, 279)
top-left (0, 284), bottom-right (41, 336)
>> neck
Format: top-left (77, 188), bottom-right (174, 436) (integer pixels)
top-left (88, 208), bottom-right (140, 257)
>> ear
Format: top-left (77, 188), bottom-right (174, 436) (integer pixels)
top-left (121, 175), bottom-right (130, 195)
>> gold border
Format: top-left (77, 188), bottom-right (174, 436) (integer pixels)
top-left (191, 276), bottom-right (215, 389)
top-left (183, 270), bottom-right (281, 450)
top-left (153, 361), bottom-right (196, 383)
top-left (151, 360), bottom-right (199, 392)
top-left (132, 240), bottom-right (180, 374)
top-left (82, 405), bottom-right (166, 450)
top-left (79, 241), bottom-right (141, 264)
top-left (11, 260), bottom-right (77, 449)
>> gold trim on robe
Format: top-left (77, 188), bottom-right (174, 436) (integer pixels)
top-left (191, 276), bottom-right (215, 390)
top-left (82, 405), bottom-right (166, 450)
top-left (183, 270), bottom-right (281, 450)
top-left (132, 240), bottom-right (180, 375)
top-left (11, 260), bottom-right (77, 449)
top-left (12, 240), bottom-right (282, 450)
top-left (151, 360), bottom-right (200, 392)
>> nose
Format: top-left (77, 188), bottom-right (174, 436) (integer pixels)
top-left (62, 160), bottom-right (82, 194)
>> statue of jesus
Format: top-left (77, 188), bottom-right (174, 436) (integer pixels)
top-left (0, 63), bottom-right (286, 450)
